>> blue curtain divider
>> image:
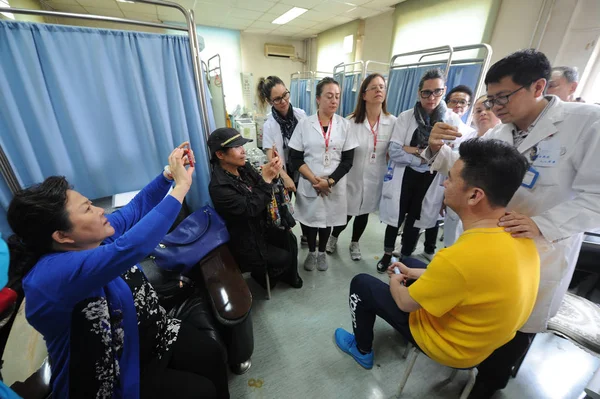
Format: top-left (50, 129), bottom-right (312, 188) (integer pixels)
top-left (386, 63), bottom-right (482, 119)
top-left (290, 78), bottom-right (313, 116)
top-left (0, 20), bottom-right (214, 238)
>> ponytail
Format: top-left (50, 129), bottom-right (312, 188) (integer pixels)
top-left (7, 234), bottom-right (39, 284)
top-left (256, 75), bottom-right (285, 111)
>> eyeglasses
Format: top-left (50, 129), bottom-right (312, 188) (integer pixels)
top-left (483, 86), bottom-right (525, 108)
top-left (447, 99), bottom-right (470, 107)
top-left (271, 91), bottom-right (290, 105)
top-left (365, 84), bottom-right (386, 92)
top-left (420, 88), bottom-right (444, 99)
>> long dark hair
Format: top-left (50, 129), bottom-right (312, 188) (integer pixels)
top-left (7, 176), bottom-right (72, 282)
top-left (348, 73), bottom-right (390, 124)
top-left (256, 76), bottom-right (285, 111)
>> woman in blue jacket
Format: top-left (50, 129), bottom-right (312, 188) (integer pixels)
top-left (6, 145), bottom-right (229, 398)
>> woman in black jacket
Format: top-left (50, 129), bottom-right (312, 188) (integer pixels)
top-left (208, 128), bottom-right (302, 290)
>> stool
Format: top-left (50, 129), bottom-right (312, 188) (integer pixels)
top-left (397, 343), bottom-right (477, 399)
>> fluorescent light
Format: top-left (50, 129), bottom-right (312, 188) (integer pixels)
top-left (116, 0), bottom-right (135, 3)
top-left (0, 0), bottom-right (14, 20)
top-left (272, 7), bottom-right (307, 25)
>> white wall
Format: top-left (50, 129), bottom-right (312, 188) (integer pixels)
top-left (489, 0), bottom-right (545, 63)
top-left (240, 33), bottom-right (306, 109)
top-left (362, 11), bottom-right (394, 68)
top-left (316, 20), bottom-right (362, 73)
top-left (538, 0), bottom-right (579, 64)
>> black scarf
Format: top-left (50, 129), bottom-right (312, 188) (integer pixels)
top-left (271, 104), bottom-right (298, 149)
top-left (410, 101), bottom-right (448, 148)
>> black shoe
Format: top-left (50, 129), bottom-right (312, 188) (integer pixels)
top-left (281, 273), bottom-right (303, 289)
top-left (376, 254), bottom-right (392, 274)
top-left (467, 380), bottom-right (497, 399)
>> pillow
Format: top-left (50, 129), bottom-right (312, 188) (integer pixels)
top-left (547, 293), bottom-right (600, 355)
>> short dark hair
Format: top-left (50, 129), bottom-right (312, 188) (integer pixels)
top-left (458, 138), bottom-right (529, 208)
top-left (485, 49), bottom-right (551, 87)
top-left (446, 85), bottom-right (473, 102)
top-left (256, 75), bottom-right (285, 109)
top-left (418, 68), bottom-right (445, 91)
top-left (7, 176), bottom-right (72, 281)
top-left (316, 77), bottom-right (339, 97)
top-left (552, 66), bottom-right (579, 83)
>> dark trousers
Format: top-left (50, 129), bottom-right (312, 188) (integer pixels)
top-left (475, 331), bottom-right (536, 391)
top-left (332, 214), bottom-right (370, 242)
top-left (424, 221), bottom-right (440, 254)
top-left (141, 323), bottom-right (230, 399)
top-left (261, 228), bottom-right (298, 283)
top-left (384, 167), bottom-right (437, 255)
top-left (349, 258), bottom-right (428, 352)
top-left (303, 223), bottom-right (331, 253)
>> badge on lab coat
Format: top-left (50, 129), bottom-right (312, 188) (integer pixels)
top-left (521, 166), bottom-right (539, 189)
top-left (532, 136), bottom-right (560, 167)
top-left (369, 152), bottom-right (377, 164)
top-left (323, 151), bottom-right (331, 166)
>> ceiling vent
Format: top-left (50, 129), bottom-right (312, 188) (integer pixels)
top-left (264, 43), bottom-right (295, 59)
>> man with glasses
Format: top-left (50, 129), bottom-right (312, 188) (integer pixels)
top-left (445, 85), bottom-right (473, 119)
top-left (426, 49), bottom-right (600, 398)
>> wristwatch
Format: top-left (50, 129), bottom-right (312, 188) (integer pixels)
top-left (328, 177), bottom-right (335, 187)
top-left (415, 148), bottom-right (421, 156)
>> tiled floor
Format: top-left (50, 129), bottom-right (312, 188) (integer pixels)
top-left (228, 219), bottom-right (600, 399)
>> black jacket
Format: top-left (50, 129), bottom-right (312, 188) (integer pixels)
top-left (209, 162), bottom-right (273, 273)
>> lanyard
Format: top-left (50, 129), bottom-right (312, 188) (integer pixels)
top-left (319, 114), bottom-right (333, 152)
top-left (369, 115), bottom-right (380, 152)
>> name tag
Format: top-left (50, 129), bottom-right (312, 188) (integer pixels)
top-left (369, 152), bottom-right (377, 164)
top-left (521, 166), bottom-right (539, 189)
top-left (532, 136), bottom-right (560, 167)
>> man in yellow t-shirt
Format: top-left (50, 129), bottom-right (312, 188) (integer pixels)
top-left (335, 138), bottom-right (540, 370)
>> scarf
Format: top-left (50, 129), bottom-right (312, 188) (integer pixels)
top-left (410, 100), bottom-right (448, 148)
top-left (271, 104), bottom-right (298, 149)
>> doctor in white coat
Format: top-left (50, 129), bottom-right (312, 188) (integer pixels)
top-left (426, 49), bottom-right (600, 398)
top-left (289, 77), bottom-right (359, 272)
top-left (326, 73), bottom-right (396, 261)
top-left (377, 68), bottom-right (468, 273)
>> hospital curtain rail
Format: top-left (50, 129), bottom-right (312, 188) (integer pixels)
top-left (0, 19), bottom-right (215, 238)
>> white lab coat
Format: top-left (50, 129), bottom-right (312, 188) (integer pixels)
top-left (346, 113), bottom-right (397, 216)
top-left (430, 97), bottom-right (600, 333)
top-left (288, 113), bottom-right (359, 228)
top-left (261, 107), bottom-right (307, 170)
top-left (379, 108), bottom-right (469, 229)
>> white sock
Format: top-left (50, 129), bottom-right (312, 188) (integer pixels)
top-left (309, 251), bottom-right (316, 255)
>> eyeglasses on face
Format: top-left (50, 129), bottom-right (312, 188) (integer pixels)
top-left (420, 88), bottom-right (444, 99)
top-left (483, 86), bottom-right (525, 108)
top-left (447, 99), bottom-right (470, 107)
top-left (271, 91), bottom-right (290, 105)
top-left (365, 84), bottom-right (386, 92)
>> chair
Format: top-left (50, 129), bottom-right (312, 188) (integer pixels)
top-left (397, 343), bottom-right (477, 399)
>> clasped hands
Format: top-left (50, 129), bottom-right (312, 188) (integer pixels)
top-left (313, 176), bottom-right (331, 197)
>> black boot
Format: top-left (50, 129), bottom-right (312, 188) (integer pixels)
top-left (281, 272), bottom-right (303, 288)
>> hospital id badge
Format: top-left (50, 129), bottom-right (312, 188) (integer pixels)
top-left (323, 151), bottom-right (332, 166)
top-left (521, 166), bottom-right (539, 189)
top-left (532, 136), bottom-right (560, 167)
top-left (369, 152), bottom-right (377, 164)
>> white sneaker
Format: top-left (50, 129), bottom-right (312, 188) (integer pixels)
top-left (392, 236), bottom-right (401, 257)
top-left (325, 235), bottom-right (338, 254)
top-left (304, 252), bottom-right (317, 271)
top-left (421, 251), bottom-right (434, 261)
top-left (317, 252), bottom-right (328, 271)
top-left (349, 241), bottom-right (361, 261)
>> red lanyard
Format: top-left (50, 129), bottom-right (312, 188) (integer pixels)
top-left (369, 115), bottom-right (380, 152)
top-left (319, 114), bottom-right (333, 151)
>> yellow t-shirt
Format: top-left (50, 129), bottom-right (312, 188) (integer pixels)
top-left (408, 227), bottom-right (540, 369)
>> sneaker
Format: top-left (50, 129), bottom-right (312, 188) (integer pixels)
top-left (349, 241), bottom-right (361, 261)
top-left (392, 236), bottom-right (401, 257)
top-left (334, 328), bottom-right (373, 369)
top-left (325, 236), bottom-right (338, 254)
top-left (421, 251), bottom-right (435, 261)
top-left (317, 252), bottom-right (328, 271)
top-left (304, 252), bottom-right (317, 271)
top-left (376, 254), bottom-right (391, 274)
top-left (300, 235), bottom-right (308, 246)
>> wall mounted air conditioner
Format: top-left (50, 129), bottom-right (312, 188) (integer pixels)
top-left (264, 43), bottom-right (295, 59)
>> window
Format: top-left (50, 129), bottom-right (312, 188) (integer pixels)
top-left (343, 35), bottom-right (353, 54)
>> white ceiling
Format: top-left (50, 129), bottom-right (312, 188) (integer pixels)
top-left (41, 0), bottom-right (400, 39)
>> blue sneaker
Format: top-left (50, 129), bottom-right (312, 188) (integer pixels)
top-left (334, 328), bottom-right (374, 369)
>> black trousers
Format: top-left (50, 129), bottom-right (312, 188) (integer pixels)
top-left (383, 167), bottom-right (437, 255)
top-left (141, 323), bottom-right (230, 399)
top-left (475, 331), bottom-right (536, 391)
top-left (303, 223), bottom-right (331, 253)
top-left (331, 214), bottom-right (370, 242)
top-left (349, 258), bottom-right (428, 352)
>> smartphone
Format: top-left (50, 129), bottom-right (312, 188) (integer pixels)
top-left (183, 149), bottom-right (194, 168)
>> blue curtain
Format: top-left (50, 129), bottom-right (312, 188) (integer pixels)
top-left (290, 78), bottom-right (313, 116)
top-left (386, 63), bottom-right (482, 117)
top-left (341, 74), bottom-right (360, 117)
top-left (0, 21), bottom-right (214, 238)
